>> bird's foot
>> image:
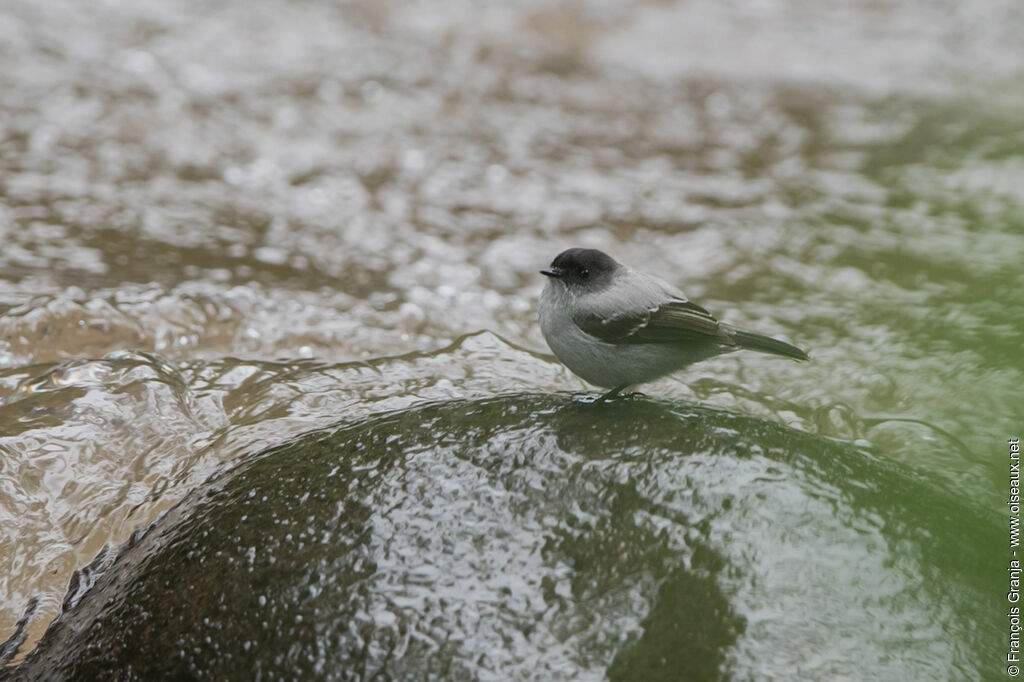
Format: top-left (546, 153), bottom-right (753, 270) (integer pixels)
top-left (599, 385), bottom-right (632, 401)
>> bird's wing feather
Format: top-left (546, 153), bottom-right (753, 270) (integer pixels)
top-left (574, 297), bottom-right (735, 346)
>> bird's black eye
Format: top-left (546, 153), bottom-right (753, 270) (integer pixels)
top-left (580, 269), bottom-right (589, 278)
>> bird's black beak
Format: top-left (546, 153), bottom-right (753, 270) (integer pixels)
top-left (540, 268), bottom-right (562, 278)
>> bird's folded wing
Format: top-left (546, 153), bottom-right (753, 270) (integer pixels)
top-left (573, 299), bottom-right (735, 346)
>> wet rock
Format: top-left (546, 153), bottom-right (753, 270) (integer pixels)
top-left (5, 395), bottom-right (1000, 680)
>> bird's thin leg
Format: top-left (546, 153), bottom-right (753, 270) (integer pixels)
top-left (600, 384), bottom-right (629, 401)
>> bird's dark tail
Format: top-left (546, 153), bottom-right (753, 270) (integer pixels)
top-left (730, 328), bottom-right (809, 361)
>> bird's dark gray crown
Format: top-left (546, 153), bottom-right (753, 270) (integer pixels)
top-left (546, 248), bottom-right (619, 286)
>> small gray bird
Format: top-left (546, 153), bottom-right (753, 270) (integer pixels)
top-left (538, 248), bottom-right (808, 395)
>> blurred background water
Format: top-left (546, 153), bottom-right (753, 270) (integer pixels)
top-left (0, 0), bottom-right (1021, 678)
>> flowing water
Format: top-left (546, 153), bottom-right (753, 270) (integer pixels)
top-left (0, 0), bottom-right (1021, 679)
